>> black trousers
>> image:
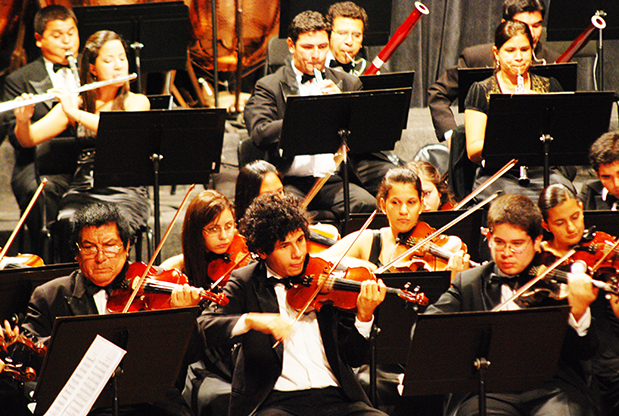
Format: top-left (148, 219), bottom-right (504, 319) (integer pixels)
top-left (255, 387), bottom-right (387, 416)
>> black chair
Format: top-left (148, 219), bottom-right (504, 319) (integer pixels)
top-left (264, 37), bottom-right (290, 77)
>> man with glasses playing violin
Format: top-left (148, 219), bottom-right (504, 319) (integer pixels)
top-left (1, 202), bottom-right (198, 415)
top-left (198, 193), bottom-right (388, 416)
top-left (425, 194), bottom-right (599, 416)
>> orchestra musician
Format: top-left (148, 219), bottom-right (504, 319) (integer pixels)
top-left (12, 30), bottom-right (151, 263)
top-left (428, 0), bottom-right (559, 144)
top-left (464, 20), bottom-right (575, 203)
top-left (4, 201), bottom-right (198, 415)
top-left (325, 1), bottom-right (403, 197)
top-left (318, 167), bottom-right (468, 278)
top-left (406, 161), bottom-right (455, 211)
top-left (234, 160), bottom-right (284, 226)
top-left (580, 131), bottom-right (619, 211)
top-left (160, 190), bottom-right (244, 288)
top-left (1, 5), bottom-right (80, 258)
top-left (425, 194), bottom-right (598, 416)
top-left (243, 10), bottom-right (376, 221)
top-left (198, 192), bottom-right (388, 416)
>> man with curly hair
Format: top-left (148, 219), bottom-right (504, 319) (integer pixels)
top-left (198, 193), bottom-right (387, 416)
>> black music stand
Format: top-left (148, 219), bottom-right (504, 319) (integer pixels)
top-left (33, 307), bottom-right (199, 415)
top-left (95, 109), bottom-right (226, 261)
top-left (359, 71), bottom-right (415, 91)
top-left (74, 2), bottom-right (190, 93)
top-left (401, 306), bottom-right (570, 416)
top-left (367, 271), bottom-right (451, 405)
top-left (483, 91), bottom-right (614, 187)
top-left (457, 63), bottom-right (578, 111)
top-left (280, 88), bottom-right (411, 226)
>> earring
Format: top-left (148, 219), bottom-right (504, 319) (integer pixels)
top-left (495, 59), bottom-right (500, 70)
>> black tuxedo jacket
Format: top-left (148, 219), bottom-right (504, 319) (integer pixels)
top-left (243, 64), bottom-right (362, 170)
top-left (21, 262), bottom-right (129, 346)
top-left (579, 179), bottom-right (615, 211)
top-left (428, 42), bottom-right (560, 141)
top-left (198, 261), bottom-right (372, 416)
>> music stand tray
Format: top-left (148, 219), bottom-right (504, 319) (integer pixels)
top-left (33, 307), bottom-right (199, 415)
top-left (483, 91), bottom-right (614, 170)
top-left (401, 306), bottom-right (570, 396)
top-left (457, 63), bottom-right (578, 112)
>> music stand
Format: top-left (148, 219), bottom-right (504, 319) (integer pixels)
top-left (367, 271), bottom-right (451, 404)
top-left (401, 306), bottom-right (570, 416)
top-left (457, 63), bottom-right (578, 112)
top-left (280, 88), bottom-right (411, 226)
top-left (359, 71), bottom-right (415, 91)
top-left (95, 109), bottom-right (226, 259)
top-left (483, 91), bottom-right (614, 187)
top-left (74, 2), bottom-right (190, 93)
top-left (33, 307), bottom-right (199, 415)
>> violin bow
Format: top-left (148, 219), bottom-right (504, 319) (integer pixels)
top-left (301, 144), bottom-right (348, 209)
top-left (272, 209), bottom-right (377, 348)
top-left (0, 178), bottom-right (47, 265)
top-left (452, 159), bottom-right (517, 210)
top-left (121, 184), bottom-right (196, 313)
top-left (492, 249), bottom-right (576, 312)
top-left (375, 192), bottom-right (500, 274)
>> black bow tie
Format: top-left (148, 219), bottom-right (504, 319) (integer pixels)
top-left (329, 59), bottom-right (354, 73)
top-left (52, 63), bottom-right (70, 73)
top-left (300, 71), bottom-right (325, 84)
top-left (490, 273), bottom-right (524, 290)
top-left (265, 276), bottom-right (295, 289)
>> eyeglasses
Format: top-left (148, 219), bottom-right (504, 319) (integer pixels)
top-left (333, 30), bottom-right (363, 41)
top-left (77, 243), bottom-right (124, 258)
top-left (203, 222), bottom-right (235, 236)
top-left (490, 238), bottom-right (531, 255)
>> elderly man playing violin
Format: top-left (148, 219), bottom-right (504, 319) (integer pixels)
top-left (198, 193), bottom-right (388, 416)
top-left (425, 194), bottom-right (599, 416)
top-left (2, 201), bottom-right (198, 415)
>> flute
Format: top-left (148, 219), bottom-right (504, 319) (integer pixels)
top-left (0, 73), bottom-right (137, 114)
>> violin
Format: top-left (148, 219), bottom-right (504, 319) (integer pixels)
top-left (570, 228), bottom-right (619, 270)
top-left (107, 262), bottom-right (229, 313)
top-left (394, 222), bottom-right (477, 272)
top-left (207, 233), bottom-right (250, 285)
top-left (0, 252), bottom-right (44, 269)
top-left (0, 325), bottom-right (46, 383)
top-left (286, 256), bottom-right (428, 312)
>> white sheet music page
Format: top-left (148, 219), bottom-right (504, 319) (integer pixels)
top-left (43, 334), bottom-right (127, 416)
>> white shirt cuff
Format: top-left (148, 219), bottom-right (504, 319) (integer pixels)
top-left (355, 316), bottom-right (374, 338)
top-left (568, 307), bottom-right (591, 337)
top-left (231, 314), bottom-right (250, 337)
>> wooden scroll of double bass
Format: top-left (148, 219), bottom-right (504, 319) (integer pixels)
top-left (0, 178), bottom-right (47, 268)
top-left (121, 184), bottom-right (198, 313)
top-left (452, 159), bottom-right (517, 210)
top-left (375, 192), bottom-right (500, 274)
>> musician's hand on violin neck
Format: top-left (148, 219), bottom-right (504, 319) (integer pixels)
top-left (1, 320), bottom-right (19, 341)
top-left (170, 284), bottom-right (203, 308)
top-left (567, 270), bottom-right (598, 322)
top-left (246, 313), bottom-right (293, 342)
top-left (356, 279), bottom-right (386, 322)
top-left (447, 249), bottom-right (470, 281)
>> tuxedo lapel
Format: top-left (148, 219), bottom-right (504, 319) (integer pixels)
top-left (279, 66), bottom-right (299, 103)
top-left (66, 272), bottom-right (99, 316)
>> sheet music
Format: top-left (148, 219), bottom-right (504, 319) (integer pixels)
top-left (44, 335), bottom-right (126, 416)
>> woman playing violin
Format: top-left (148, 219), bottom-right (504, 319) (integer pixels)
top-left (160, 190), bottom-right (245, 288)
top-left (406, 161), bottom-right (455, 211)
top-left (319, 167), bottom-right (468, 278)
top-left (13, 30), bottom-right (151, 263)
top-left (538, 184), bottom-right (586, 257)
